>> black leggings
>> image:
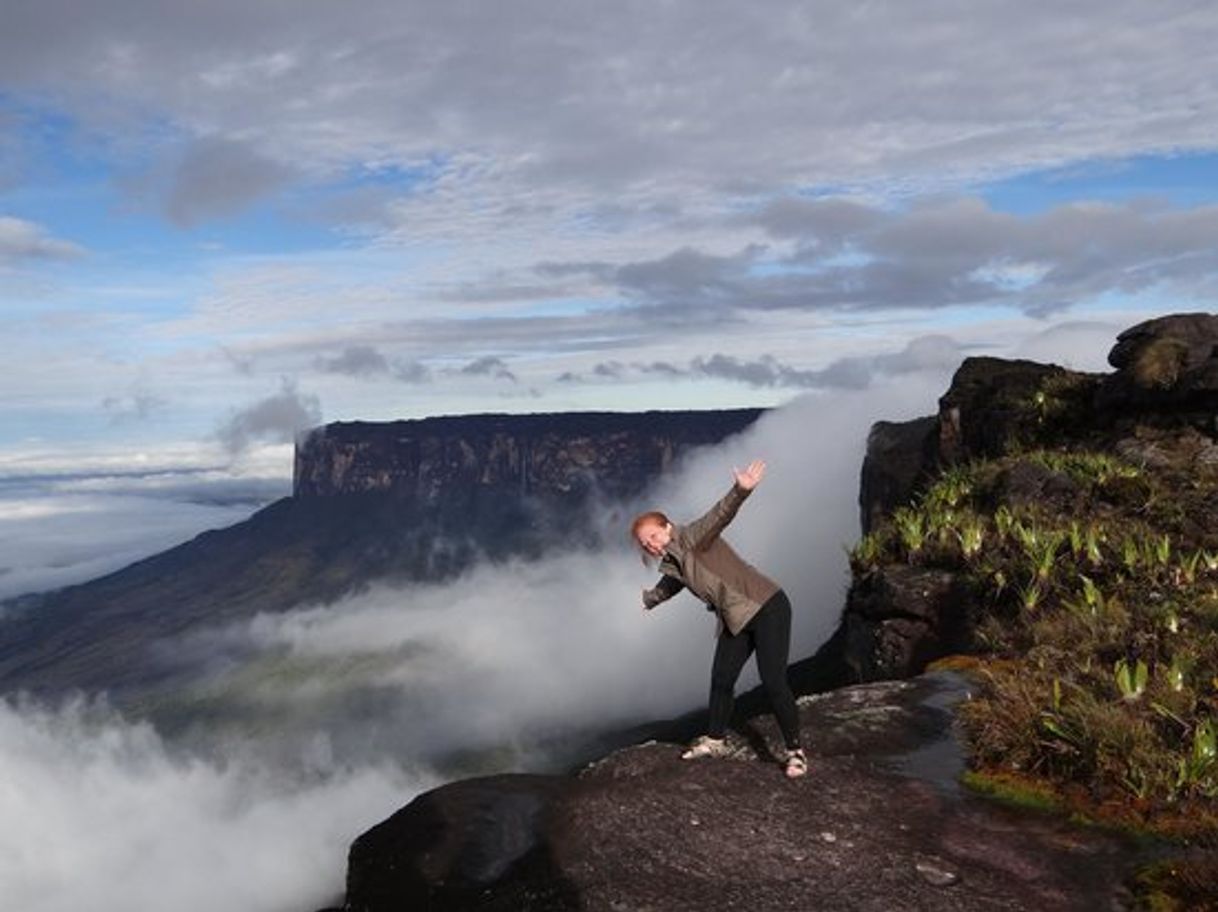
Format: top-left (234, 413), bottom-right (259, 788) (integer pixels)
top-left (707, 590), bottom-right (800, 749)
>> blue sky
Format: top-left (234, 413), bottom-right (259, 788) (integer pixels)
top-left (983, 151), bottom-right (1218, 214)
top-left (3, 0), bottom-right (1218, 482)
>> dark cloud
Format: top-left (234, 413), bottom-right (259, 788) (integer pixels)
top-left (458, 356), bottom-right (517, 382)
top-left (216, 379), bottom-right (321, 453)
top-left (627, 335), bottom-right (966, 390)
top-left (614, 246), bottom-right (761, 310)
top-left (392, 360), bottom-right (432, 384)
top-left (749, 196), bottom-right (886, 249)
top-left (315, 345), bottom-right (390, 377)
top-left (545, 197), bottom-right (1218, 318)
top-left (310, 345), bottom-right (433, 383)
top-left (126, 136), bottom-right (294, 227)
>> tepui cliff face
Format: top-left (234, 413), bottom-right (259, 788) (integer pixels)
top-left (294, 410), bottom-right (764, 502)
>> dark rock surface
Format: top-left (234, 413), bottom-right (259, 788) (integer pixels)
top-left (840, 567), bottom-right (975, 683)
top-left (857, 416), bottom-right (939, 535)
top-left (294, 410), bottom-right (764, 500)
top-left (991, 460), bottom-right (1080, 510)
top-left (936, 356), bottom-right (1079, 464)
top-left (341, 673), bottom-right (1144, 911)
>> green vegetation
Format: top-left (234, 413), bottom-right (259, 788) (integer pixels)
top-left (1130, 855), bottom-right (1218, 911)
top-left (855, 435), bottom-right (1218, 835)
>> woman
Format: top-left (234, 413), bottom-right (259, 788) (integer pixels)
top-left (632, 459), bottom-right (807, 779)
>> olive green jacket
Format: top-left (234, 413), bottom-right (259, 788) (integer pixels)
top-left (643, 483), bottom-right (780, 636)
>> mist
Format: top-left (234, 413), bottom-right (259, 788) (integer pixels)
top-left (0, 375), bottom-right (950, 911)
top-left (0, 695), bottom-right (428, 912)
top-left (0, 491), bottom-right (265, 601)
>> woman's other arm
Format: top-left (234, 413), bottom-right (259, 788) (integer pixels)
top-left (642, 576), bottom-right (686, 609)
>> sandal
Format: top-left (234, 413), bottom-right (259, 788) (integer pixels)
top-left (681, 736), bottom-right (731, 760)
top-left (784, 747), bottom-right (808, 779)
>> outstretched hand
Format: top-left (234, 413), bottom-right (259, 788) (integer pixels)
top-left (733, 459), bottom-right (767, 491)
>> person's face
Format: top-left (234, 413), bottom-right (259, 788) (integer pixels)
top-left (636, 520), bottom-right (671, 557)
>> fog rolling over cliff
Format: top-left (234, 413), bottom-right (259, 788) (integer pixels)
top-left (0, 381), bottom-right (950, 912)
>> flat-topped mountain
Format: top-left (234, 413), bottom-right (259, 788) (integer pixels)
top-left (0, 408), bottom-right (763, 698)
top-left (295, 409), bottom-right (765, 500)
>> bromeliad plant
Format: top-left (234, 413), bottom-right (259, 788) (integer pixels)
top-left (853, 441), bottom-right (1218, 819)
top-left (892, 506), bottom-right (927, 559)
top-left (1114, 658), bottom-right (1149, 702)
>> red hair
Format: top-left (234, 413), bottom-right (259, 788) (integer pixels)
top-left (630, 510), bottom-right (671, 539)
top-left (630, 511), bottom-right (671, 563)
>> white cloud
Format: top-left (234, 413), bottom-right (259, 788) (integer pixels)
top-left (156, 377), bottom-right (952, 763)
top-left (0, 0), bottom-right (1213, 245)
top-left (0, 696), bottom-right (426, 912)
top-left (0, 216), bottom-right (83, 265)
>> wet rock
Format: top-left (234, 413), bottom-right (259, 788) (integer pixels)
top-left (344, 774), bottom-right (577, 912)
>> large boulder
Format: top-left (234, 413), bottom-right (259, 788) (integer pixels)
top-left (937, 357), bottom-right (1080, 464)
top-left (344, 775), bottom-right (574, 912)
top-left (1099, 312), bottom-right (1218, 418)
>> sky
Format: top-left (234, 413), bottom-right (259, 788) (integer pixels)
top-left (3, 0), bottom-right (1217, 601)
top-left (4, 0), bottom-right (1218, 474)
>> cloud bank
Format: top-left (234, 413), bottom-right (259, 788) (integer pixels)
top-left (0, 696), bottom-right (426, 912)
top-left (6, 1), bottom-right (1217, 211)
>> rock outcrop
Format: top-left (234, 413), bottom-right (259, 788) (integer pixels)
top-left (1103, 311), bottom-right (1218, 407)
top-left (844, 311), bottom-right (1218, 682)
top-left (857, 416), bottom-right (938, 534)
top-left (839, 566), bottom-right (975, 682)
top-left (337, 673), bottom-right (1143, 912)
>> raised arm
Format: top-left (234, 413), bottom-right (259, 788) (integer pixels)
top-left (683, 460), bottom-right (766, 549)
